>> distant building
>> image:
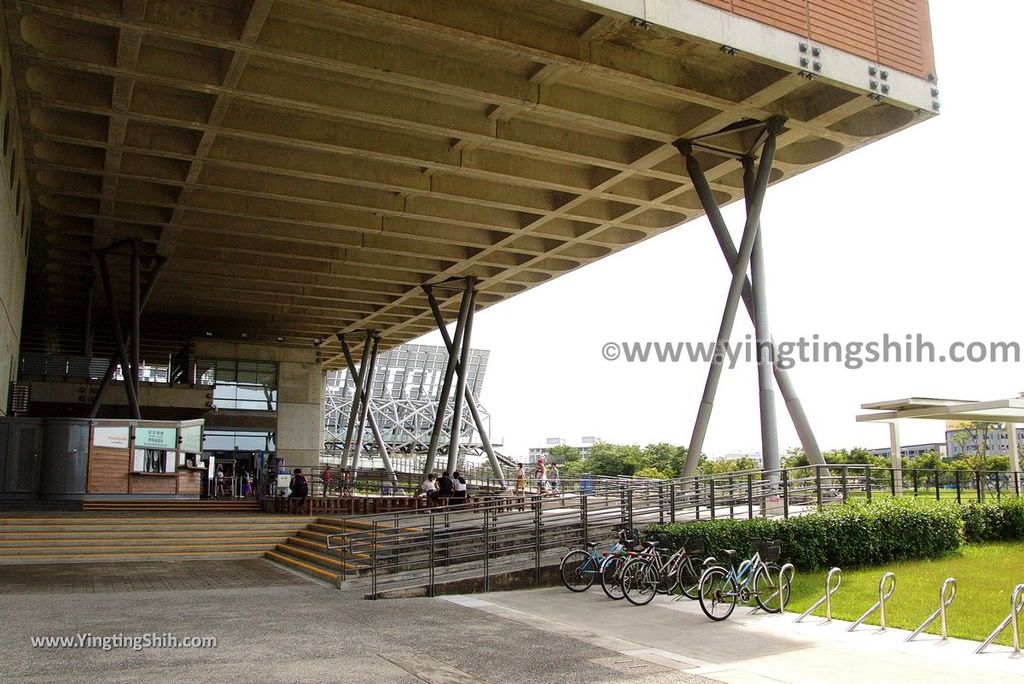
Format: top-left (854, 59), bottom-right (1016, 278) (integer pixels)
top-left (867, 443), bottom-right (946, 459)
top-left (945, 428), bottom-right (1024, 458)
top-left (529, 436), bottom-right (602, 463)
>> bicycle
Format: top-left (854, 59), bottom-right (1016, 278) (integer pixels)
top-left (697, 539), bottom-right (790, 621)
top-left (559, 527), bottom-right (638, 592)
top-left (620, 536), bottom-right (713, 606)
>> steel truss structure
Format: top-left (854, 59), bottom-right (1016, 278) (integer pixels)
top-left (674, 116), bottom-right (825, 476)
top-left (325, 285), bottom-right (508, 487)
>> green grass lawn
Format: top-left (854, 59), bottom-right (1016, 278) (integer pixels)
top-left (785, 542), bottom-right (1024, 646)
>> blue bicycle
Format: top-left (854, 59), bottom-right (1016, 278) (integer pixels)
top-left (697, 539), bottom-right (789, 620)
top-left (560, 528), bottom-right (638, 593)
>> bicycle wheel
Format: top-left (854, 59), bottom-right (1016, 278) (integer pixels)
top-left (560, 549), bottom-right (594, 592)
top-left (622, 558), bottom-right (658, 606)
top-left (600, 555), bottom-right (627, 600)
top-left (753, 562), bottom-right (790, 613)
top-left (698, 566), bottom-right (737, 621)
top-left (675, 557), bottom-right (702, 600)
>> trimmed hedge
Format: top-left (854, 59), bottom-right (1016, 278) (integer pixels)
top-left (961, 497), bottom-right (1024, 542)
top-left (648, 497), bottom-right (973, 571)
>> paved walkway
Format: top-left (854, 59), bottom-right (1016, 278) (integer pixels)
top-left (452, 586), bottom-right (1024, 683)
top-left (1, 558), bottom-right (1020, 683)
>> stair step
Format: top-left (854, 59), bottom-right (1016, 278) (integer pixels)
top-left (0, 548), bottom-right (274, 563)
top-left (273, 543), bottom-right (362, 571)
top-left (265, 550), bottom-right (339, 582)
top-left (0, 535), bottom-right (288, 548)
top-left (0, 542), bottom-right (278, 557)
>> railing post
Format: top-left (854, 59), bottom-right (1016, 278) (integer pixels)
top-left (669, 483), bottom-right (676, 523)
top-left (976, 471), bottom-right (983, 502)
top-left (954, 469), bottom-right (962, 504)
top-left (912, 469), bottom-right (919, 497)
top-left (781, 469), bottom-right (789, 519)
top-left (709, 478), bottom-right (716, 520)
top-left (866, 465), bottom-right (872, 503)
top-left (581, 493), bottom-right (589, 547)
top-left (626, 489), bottom-right (634, 528)
top-left (934, 469), bottom-right (941, 502)
top-left (534, 495), bottom-right (542, 584)
top-left (727, 474), bottom-right (735, 518)
top-left (995, 471), bottom-right (1002, 501)
top-left (658, 482), bottom-right (664, 524)
top-left (428, 513), bottom-right (436, 597)
top-left (815, 466), bottom-right (823, 511)
top-left (1015, 470), bottom-right (1021, 498)
top-left (694, 478), bottom-right (701, 520)
top-left (370, 522), bottom-right (378, 600)
top-left (482, 508), bottom-right (490, 593)
top-left (747, 474), bottom-right (754, 519)
top-left (841, 467), bottom-right (849, 504)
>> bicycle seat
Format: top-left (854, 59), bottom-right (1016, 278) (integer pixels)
top-left (645, 540), bottom-right (659, 548)
top-left (586, 541), bottom-right (598, 549)
top-left (721, 549), bottom-right (737, 558)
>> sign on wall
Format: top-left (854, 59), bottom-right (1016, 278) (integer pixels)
top-left (93, 426), bottom-right (130, 449)
top-left (135, 427), bottom-right (177, 450)
top-left (181, 425), bottom-right (202, 454)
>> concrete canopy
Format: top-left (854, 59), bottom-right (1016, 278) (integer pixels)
top-left (5, 0), bottom-right (936, 367)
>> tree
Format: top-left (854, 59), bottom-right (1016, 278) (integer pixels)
top-left (546, 444), bottom-right (581, 465)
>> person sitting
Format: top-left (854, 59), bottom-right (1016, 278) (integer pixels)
top-left (452, 471), bottom-right (468, 504)
top-left (421, 473), bottom-right (439, 505)
top-left (438, 471), bottom-right (454, 503)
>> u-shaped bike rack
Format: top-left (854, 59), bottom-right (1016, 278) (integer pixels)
top-left (907, 577), bottom-right (956, 642)
top-left (795, 567), bottom-right (842, 623)
top-left (976, 583), bottom-right (1024, 655)
top-left (746, 562), bottom-right (795, 615)
top-left (849, 571), bottom-right (896, 631)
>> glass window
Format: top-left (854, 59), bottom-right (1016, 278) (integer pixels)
top-left (197, 359), bottom-right (278, 411)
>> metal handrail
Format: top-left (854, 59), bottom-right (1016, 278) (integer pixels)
top-left (908, 577), bottom-right (956, 642)
top-left (849, 572), bottom-right (896, 631)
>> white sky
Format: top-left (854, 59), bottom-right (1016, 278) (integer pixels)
top-left (414, 1), bottom-right (1023, 459)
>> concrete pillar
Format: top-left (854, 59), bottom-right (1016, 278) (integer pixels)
top-left (1008, 422), bottom-right (1020, 474)
top-left (275, 356), bottom-right (325, 471)
top-left (889, 420), bottom-right (902, 494)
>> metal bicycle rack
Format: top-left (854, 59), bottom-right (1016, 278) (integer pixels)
top-left (907, 578), bottom-right (956, 642)
top-left (795, 567), bottom-right (842, 623)
top-left (849, 572), bottom-right (896, 631)
top-left (747, 563), bottom-right (795, 615)
top-left (976, 583), bottom-right (1024, 655)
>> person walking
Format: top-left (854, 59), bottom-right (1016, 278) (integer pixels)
top-left (550, 462), bottom-right (560, 494)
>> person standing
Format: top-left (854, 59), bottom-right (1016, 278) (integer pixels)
top-left (322, 465), bottom-right (334, 496)
top-left (550, 462), bottom-right (560, 494)
top-left (514, 463), bottom-right (526, 495)
top-left (535, 459), bottom-right (548, 495)
top-left (214, 467), bottom-right (225, 498)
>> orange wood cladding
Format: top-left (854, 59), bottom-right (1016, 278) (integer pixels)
top-left (87, 447), bottom-right (130, 494)
top-left (697, 0), bottom-right (935, 78)
top-left (130, 473), bottom-right (178, 495)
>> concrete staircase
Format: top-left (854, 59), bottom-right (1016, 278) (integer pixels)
top-left (0, 514), bottom-right (304, 563)
top-left (82, 499), bottom-right (262, 513)
top-left (264, 517), bottom-right (379, 583)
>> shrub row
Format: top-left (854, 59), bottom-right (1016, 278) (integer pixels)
top-left (646, 496), bottom-right (1024, 570)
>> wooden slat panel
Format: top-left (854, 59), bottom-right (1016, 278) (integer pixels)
top-left (874, 0), bottom-right (926, 76)
top-left (87, 446), bottom-right (130, 494)
top-left (130, 474), bottom-right (178, 494)
top-left (733, 0), bottom-right (809, 37)
top-left (692, 0), bottom-right (933, 78)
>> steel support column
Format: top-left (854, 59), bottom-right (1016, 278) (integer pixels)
top-left (350, 333), bottom-right (381, 477)
top-left (95, 251), bottom-right (141, 419)
top-left (446, 278), bottom-right (477, 475)
top-left (340, 331), bottom-right (372, 469)
top-left (89, 255), bottom-right (166, 418)
top-left (677, 117), bottom-right (782, 477)
top-left (130, 239), bottom-right (141, 395)
top-left (685, 154), bottom-right (822, 466)
top-left (339, 338), bottom-right (398, 487)
top-left (423, 281), bottom-right (472, 476)
top-left (744, 159), bottom-right (780, 475)
top-left (424, 283), bottom-right (506, 488)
